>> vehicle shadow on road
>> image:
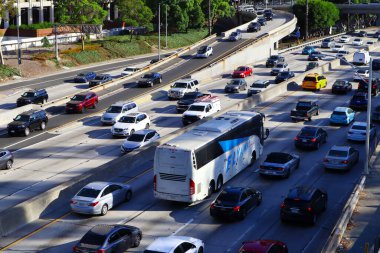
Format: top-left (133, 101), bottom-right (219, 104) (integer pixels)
top-left (84, 129), bottom-right (114, 140)
top-left (152, 115), bottom-right (182, 128)
top-left (79, 116), bottom-right (102, 127)
top-left (208, 88), bottom-right (225, 94)
top-left (74, 84), bottom-right (89, 89)
top-left (150, 105), bottom-right (177, 114)
top-left (0, 103), bottom-right (16, 110)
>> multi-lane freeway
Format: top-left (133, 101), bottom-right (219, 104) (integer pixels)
top-left (0, 11), bottom-right (379, 253)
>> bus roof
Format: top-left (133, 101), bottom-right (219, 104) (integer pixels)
top-left (162, 111), bottom-right (262, 151)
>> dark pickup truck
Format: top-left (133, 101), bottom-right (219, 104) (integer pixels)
top-left (291, 100), bottom-right (319, 121)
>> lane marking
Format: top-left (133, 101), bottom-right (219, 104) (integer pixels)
top-left (172, 218), bottom-right (194, 236)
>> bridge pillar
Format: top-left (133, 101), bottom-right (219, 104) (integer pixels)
top-left (376, 14), bottom-right (380, 26)
top-left (274, 41), bottom-right (279, 50)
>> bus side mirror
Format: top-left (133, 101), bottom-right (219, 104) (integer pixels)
top-left (264, 129), bottom-right (270, 140)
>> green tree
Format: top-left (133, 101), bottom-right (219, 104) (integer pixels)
top-left (189, 0), bottom-right (205, 29)
top-left (55, 0), bottom-right (107, 25)
top-left (202, 0), bottom-right (235, 26)
top-left (114, 0), bottom-right (154, 31)
top-left (293, 0), bottom-right (339, 36)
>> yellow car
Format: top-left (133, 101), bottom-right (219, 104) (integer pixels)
top-left (302, 73), bottom-right (327, 90)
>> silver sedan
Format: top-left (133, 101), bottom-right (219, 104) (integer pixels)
top-left (0, 149), bottom-right (14, 170)
top-left (70, 181), bottom-right (132, 216)
top-left (323, 145), bottom-right (359, 170)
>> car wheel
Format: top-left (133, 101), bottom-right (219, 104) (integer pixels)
top-left (159, 78), bottom-right (162, 83)
top-left (249, 151), bottom-right (256, 166)
top-left (24, 127), bottom-right (30, 136)
top-left (316, 110), bottom-right (319, 116)
top-left (40, 121), bottom-right (46, 130)
top-left (130, 129), bottom-right (135, 135)
top-left (215, 175), bottom-right (223, 192)
top-left (42, 98), bottom-right (47, 104)
top-left (145, 123), bottom-right (150, 129)
top-left (125, 190), bottom-right (132, 202)
top-left (100, 204), bottom-right (108, 216)
top-left (198, 247), bottom-right (204, 253)
top-left (5, 160), bottom-right (13, 170)
top-left (308, 117), bottom-right (312, 121)
top-left (207, 181), bottom-right (215, 198)
top-left (81, 106), bottom-right (86, 113)
top-left (133, 233), bottom-right (141, 248)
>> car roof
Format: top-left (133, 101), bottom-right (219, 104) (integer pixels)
top-left (76, 91), bottom-right (95, 96)
top-left (223, 186), bottom-right (246, 194)
top-left (111, 101), bottom-right (135, 106)
top-left (83, 181), bottom-right (113, 190)
top-left (146, 236), bottom-right (196, 251)
top-left (300, 126), bottom-right (319, 132)
top-left (287, 186), bottom-right (316, 200)
top-left (330, 145), bottom-right (350, 151)
top-left (334, 107), bottom-right (349, 112)
top-left (176, 78), bottom-right (197, 82)
top-left (132, 129), bottom-right (157, 135)
top-left (305, 73), bottom-right (319, 77)
top-left (298, 99), bottom-right (315, 103)
top-left (241, 240), bottom-right (284, 253)
top-left (89, 224), bottom-right (137, 236)
top-left (253, 80), bottom-right (269, 84)
top-left (126, 112), bottom-right (145, 117)
top-left (19, 109), bottom-right (45, 116)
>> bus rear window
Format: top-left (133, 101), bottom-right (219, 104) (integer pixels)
top-left (156, 148), bottom-right (189, 167)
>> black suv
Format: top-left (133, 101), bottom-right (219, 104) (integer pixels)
top-left (7, 110), bottom-right (48, 136)
top-left (280, 186), bottom-right (328, 225)
top-left (16, 89), bottom-right (48, 107)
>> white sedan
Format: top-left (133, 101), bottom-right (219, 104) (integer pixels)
top-left (111, 112), bottom-right (151, 137)
top-left (353, 69), bottom-right (369, 81)
top-left (352, 38), bottom-right (364, 46)
top-left (196, 45), bottom-right (213, 58)
top-left (145, 236), bottom-right (204, 253)
top-left (340, 35), bottom-right (350, 43)
top-left (347, 122), bottom-right (376, 142)
top-left (332, 44), bottom-right (345, 52)
top-left (121, 67), bottom-right (140, 76)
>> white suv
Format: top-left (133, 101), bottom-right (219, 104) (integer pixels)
top-left (111, 112), bottom-right (150, 137)
top-left (144, 236), bottom-right (204, 253)
top-left (101, 101), bottom-right (138, 125)
top-left (168, 79), bottom-right (199, 100)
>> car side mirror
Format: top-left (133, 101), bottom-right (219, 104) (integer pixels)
top-left (264, 129), bottom-right (270, 140)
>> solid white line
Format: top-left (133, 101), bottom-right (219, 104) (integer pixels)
top-left (171, 218), bottom-right (194, 236)
top-left (4, 132), bottom-right (46, 150)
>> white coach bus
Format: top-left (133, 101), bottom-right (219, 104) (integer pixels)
top-left (153, 110), bottom-right (269, 203)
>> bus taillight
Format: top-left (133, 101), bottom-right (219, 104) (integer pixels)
top-left (189, 179), bottom-right (195, 195)
top-left (153, 175), bottom-right (157, 191)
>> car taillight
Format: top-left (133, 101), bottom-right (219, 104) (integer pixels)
top-left (294, 136), bottom-right (299, 141)
top-left (233, 206), bottom-right (241, 212)
top-left (97, 250), bottom-right (105, 253)
top-left (70, 200), bottom-right (76, 204)
top-left (323, 158), bottom-right (329, 162)
top-left (210, 203), bottom-right (215, 209)
top-left (72, 246), bottom-right (79, 252)
top-left (153, 175), bottom-right (157, 191)
top-left (307, 207), bottom-right (313, 212)
top-left (276, 167), bottom-right (284, 171)
top-left (189, 179), bottom-right (195, 195)
top-left (280, 203), bottom-right (285, 209)
top-left (341, 160), bottom-right (348, 164)
top-left (88, 201), bottom-right (99, 207)
top-left (311, 138), bottom-right (317, 142)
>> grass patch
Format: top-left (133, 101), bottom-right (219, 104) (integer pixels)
top-left (101, 40), bottom-right (152, 57)
top-left (0, 65), bottom-right (21, 79)
top-left (67, 50), bottom-right (110, 65)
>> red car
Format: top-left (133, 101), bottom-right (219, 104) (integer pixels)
top-left (232, 66), bottom-right (253, 78)
top-left (239, 240), bottom-right (288, 253)
top-left (65, 91), bottom-right (98, 113)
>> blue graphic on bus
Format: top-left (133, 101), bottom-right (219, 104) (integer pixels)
top-left (219, 137), bottom-right (251, 173)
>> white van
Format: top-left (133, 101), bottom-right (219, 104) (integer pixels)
top-left (353, 50), bottom-right (371, 65)
top-left (182, 96), bottom-right (221, 125)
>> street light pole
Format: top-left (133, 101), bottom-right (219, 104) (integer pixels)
top-left (305, 0), bottom-right (309, 40)
top-left (16, 0), bottom-right (21, 65)
top-left (158, 3), bottom-right (161, 61)
top-left (208, 0), bottom-right (212, 36)
top-left (365, 57), bottom-right (373, 175)
top-left (165, 4), bottom-right (168, 49)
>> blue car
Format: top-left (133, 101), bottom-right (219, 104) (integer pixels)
top-left (330, 107), bottom-right (355, 125)
top-left (349, 92), bottom-right (368, 111)
top-left (302, 46), bottom-right (316, 55)
top-left (74, 71), bottom-right (96, 83)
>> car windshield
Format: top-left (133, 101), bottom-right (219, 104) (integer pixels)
top-left (338, 50), bottom-right (348, 54)
top-left (94, 76), bottom-right (104, 80)
top-left (333, 111), bottom-right (346, 116)
top-left (265, 153), bottom-right (290, 163)
top-left (335, 45), bottom-right (343, 48)
top-left (182, 93), bottom-right (197, 100)
top-left (251, 82), bottom-right (267, 88)
top-left (352, 125), bottom-right (366, 130)
top-left (77, 73), bottom-right (86, 77)
top-left (71, 95), bottom-right (86, 101)
top-left (14, 115), bottom-right (30, 122)
top-left (334, 80), bottom-right (346, 86)
top-left (304, 76), bottom-right (317, 82)
top-left (229, 80), bottom-right (241, 85)
top-left (304, 46), bottom-right (313, 50)
top-left (328, 150), bottom-right (348, 157)
top-left (231, 32), bottom-right (238, 36)
top-left (276, 64), bottom-right (285, 68)
top-left (269, 55), bottom-right (279, 60)
top-left (80, 231), bottom-right (106, 246)
top-left (354, 39), bottom-right (361, 42)
top-left (124, 68), bottom-right (136, 72)
top-left (188, 105), bottom-right (205, 111)
top-left (127, 134), bottom-right (145, 142)
top-left (77, 188), bottom-right (100, 198)
top-left (198, 46), bottom-right (207, 53)
top-left (106, 106), bottom-right (122, 113)
top-left (118, 116), bottom-right (136, 123)
top-left (357, 69), bottom-right (367, 74)
top-left (278, 72), bottom-right (289, 77)
top-left (237, 67), bottom-right (246, 71)
top-left (21, 92), bottom-right (35, 97)
top-left (299, 129), bottom-right (316, 137)
top-left (216, 190), bottom-right (240, 204)
top-left (296, 102), bottom-right (312, 110)
top-left (172, 82), bottom-right (187, 88)
top-left (143, 73), bottom-right (154, 78)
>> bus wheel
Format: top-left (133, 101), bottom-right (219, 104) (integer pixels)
top-left (207, 181), bottom-right (215, 198)
top-left (249, 151), bottom-right (256, 166)
top-left (215, 175), bottom-right (223, 192)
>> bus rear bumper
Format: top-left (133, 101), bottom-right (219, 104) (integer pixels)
top-left (154, 191), bottom-right (196, 203)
